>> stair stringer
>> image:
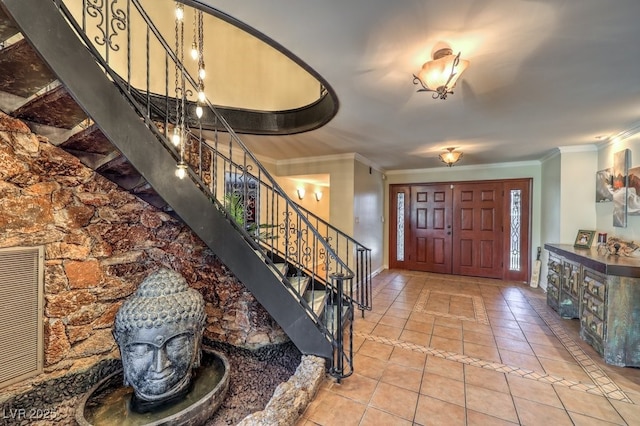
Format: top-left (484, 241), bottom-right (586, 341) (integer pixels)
top-left (1, 0), bottom-right (333, 359)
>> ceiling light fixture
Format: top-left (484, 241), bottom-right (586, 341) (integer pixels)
top-left (439, 147), bottom-right (463, 167)
top-left (413, 47), bottom-right (469, 100)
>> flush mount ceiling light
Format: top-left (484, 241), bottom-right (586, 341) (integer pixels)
top-left (439, 147), bottom-right (463, 167)
top-left (413, 47), bottom-right (469, 100)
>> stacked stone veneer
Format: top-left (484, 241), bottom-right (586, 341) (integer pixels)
top-left (0, 112), bottom-right (287, 397)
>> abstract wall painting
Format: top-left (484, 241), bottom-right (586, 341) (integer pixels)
top-left (612, 149), bottom-right (629, 227)
top-left (596, 168), bottom-right (613, 202)
top-left (628, 166), bottom-right (640, 216)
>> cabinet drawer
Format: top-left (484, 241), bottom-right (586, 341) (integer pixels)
top-left (584, 296), bottom-right (605, 321)
top-left (547, 272), bottom-right (560, 289)
top-left (583, 269), bottom-right (606, 302)
top-left (581, 310), bottom-right (604, 339)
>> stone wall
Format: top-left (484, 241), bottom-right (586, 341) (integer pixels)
top-left (0, 112), bottom-right (287, 396)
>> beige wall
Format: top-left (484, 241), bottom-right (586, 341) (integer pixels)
top-left (353, 160), bottom-right (384, 274)
top-left (276, 155), bottom-right (355, 235)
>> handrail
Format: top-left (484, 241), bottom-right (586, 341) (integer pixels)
top-left (52, 0), bottom-right (357, 377)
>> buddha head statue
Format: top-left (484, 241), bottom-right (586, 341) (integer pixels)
top-left (113, 268), bottom-right (206, 412)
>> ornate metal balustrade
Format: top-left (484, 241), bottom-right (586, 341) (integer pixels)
top-left (50, 0), bottom-right (363, 379)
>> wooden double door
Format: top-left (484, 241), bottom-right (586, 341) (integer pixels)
top-left (390, 179), bottom-right (531, 281)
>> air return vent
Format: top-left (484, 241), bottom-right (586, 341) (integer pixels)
top-left (0, 246), bottom-right (44, 389)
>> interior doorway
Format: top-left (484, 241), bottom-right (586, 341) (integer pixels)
top-left (389, 179), bottom-right (531, 281)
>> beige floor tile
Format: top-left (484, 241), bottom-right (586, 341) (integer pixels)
top-left (389, 303), bottom-right (414, 313)
top-left (354, 353), bottom-right (388, 380)
top-left (380, 362), bottom-right (423, 393)
top-left (429, 335), bottom-right (463, 353)
top-left (498, 349), bottom-right (544, 372)
top-left (303, 389), bottom-right (366, 426)
top-left (487, 309), bottom-right (517, 321)
top-left (369, 382), bottom-right (419, 421)
top-left (371, 323), bottom-right (403, 340)
top-left (492, 325), bottom-right (527, 341)
top-left (433, 316), bottom-right (463, 329)
top-left (324, 373), bottom-right (378, 404)
top-left (354, 319), bottom-right (376, 333)
top-left (464, 365), bottom-right (510, 393)
top-left (466, 409), bottom-right (519, 425)
top-left (530, 342), bottom-right (575, 362)
top-left (554, 386), bottom-right (625, 424)
top-left (538, 358), bottom-right (592, 382)
top-left (506, 375), bottom-right (564, 408)
top-left (514, 396), bottom-right (573, 426)
top-left (463, 330), bottom-right (497, 347)
top-left (357, 339), bottom-right (394, 361)
top-left (360, 312), bottom-right (383, 324)
top-left (432, 324), bottom-right (463, 340)
top-left (524, 330), bottom-right (564, 347)
top-left (495, 335), bottom-right (535, 355)
top-left (359, 407), bottom-right (412, 426)
top-left (463, 341), bottom-right (501, 362)
top-left (492, 318), bottom-right (521, 330)
top-left (519, 321), bottom-right (555, 335)
top-left (403, 318), bottom-right (434, 334)
top-left (388, 346), bottom-right (427, 370)
top-left (566, 411), bottom-right (623, 425)
top-left (414, 395), bottom-right (466, 426)
top-left (398, 329), bottom-right (431, 346)
top-left (465, 383), bottom-right (519, 423)
top-left (462, 321), bottom-right (494, 335)
top-left (420, 372), bottom-right (465, 406)
top-left (425, 355), bottom-right (464, 381)
top-left (377, 314), bottom-right (407, 328)
top-left (610, 398), bottom-right (640, 425)
top-left (408, 311), bottom-right (436, 324)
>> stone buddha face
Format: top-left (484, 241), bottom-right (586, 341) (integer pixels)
top-left (113, 268), bottom-right (206, 409)
top-left (121, 322), bottom-right (200, 400)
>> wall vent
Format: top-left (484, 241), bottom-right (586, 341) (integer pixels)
top-left (0, 246), bottom-right (44, 389)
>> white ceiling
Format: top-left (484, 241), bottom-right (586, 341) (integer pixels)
top-left (202, 0), bottom-right (640, 171)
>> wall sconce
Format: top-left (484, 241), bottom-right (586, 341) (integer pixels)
top-left (314, 191), bottom-right (323, 201)
top-left (296, 188), bottom-right (305, 200)
top-left (413, 47), bottom-right (469, 100)
top-left (439, 147), bottom-right (463, 167)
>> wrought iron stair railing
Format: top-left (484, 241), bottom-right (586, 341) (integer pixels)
top-left (33, 0), bottom-right (362, 378)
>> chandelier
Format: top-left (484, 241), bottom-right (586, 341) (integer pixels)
top-left (439, 147), bottom-right (463, 167)
top-left (413, 47), bottom-right (469, 100)
top-left (172, 2), bottom-right (206, 179)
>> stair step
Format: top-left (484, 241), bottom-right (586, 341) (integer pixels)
top-left (0, 39), bottom-right (56, 98)
top-left (270, 262), bottom-right (287, 278)
top-left (0, 8), bottom-right (20, 43)
top-left (303, 290), bottom-right (327, 318)
top-left (287, 275), bottom-right (310, 296)
top-left (12, 84), bottom-right (87, 129)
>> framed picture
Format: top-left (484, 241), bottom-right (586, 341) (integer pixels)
top-left (574, 230), bottom-right (596, 248)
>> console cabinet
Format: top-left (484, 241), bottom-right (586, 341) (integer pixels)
top-left (544, 244), bottom-right (640, 367)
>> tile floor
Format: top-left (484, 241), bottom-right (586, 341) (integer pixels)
top-left (297, 269), bottom-right (640, 425)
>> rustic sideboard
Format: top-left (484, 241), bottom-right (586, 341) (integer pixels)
top-left (544, 243), bottom-right (640, 367)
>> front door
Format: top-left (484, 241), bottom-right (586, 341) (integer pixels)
top-left (389, 179), bottom-right (531, 281)
top-left (452, 182), bottom-right (503, 278)
top-left (409, 184), bottom-right (452, 274)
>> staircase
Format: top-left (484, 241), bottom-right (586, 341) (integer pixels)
top-left (0, 0), bottom-right (371, 379)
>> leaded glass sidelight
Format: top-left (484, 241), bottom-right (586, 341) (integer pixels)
top-left (509, 189), bottom-right (521, 271)
top-left (397, 192), bottom-right (405, 261)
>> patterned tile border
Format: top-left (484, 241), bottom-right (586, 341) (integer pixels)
top-left (354, 331), bottom-right (632, 402)
top-left (524, 294), bottom-right (633, 403)
top-left (414, 289), bottom-right (490, 325)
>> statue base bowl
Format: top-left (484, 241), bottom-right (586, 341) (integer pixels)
top-left (76, 349), bottom-right (230, 426)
